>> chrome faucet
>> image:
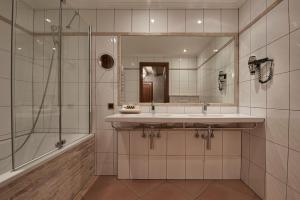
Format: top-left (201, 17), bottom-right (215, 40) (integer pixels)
top-left (151, 101), bottom-right (155, 114)
top-left (202, 102), bottom-right (209, 114)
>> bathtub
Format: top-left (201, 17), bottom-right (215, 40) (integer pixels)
top-left (0, 133), bottom-right (94, 188)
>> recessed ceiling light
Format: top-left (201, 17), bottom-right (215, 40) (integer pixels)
top-left (183, 49), bottom-right (187, 53)
top-left (213, 49), bottom-right (218, 52)
top-left (197, 20), bottom-right (202, 24)
top-left (150, 19), bottom-right (155, 23)
top-left (17, 47), bottom-right (22, 50)
top-left (45, 18), bottom-right (52, 23)
top-left (52, 47), bottom-right (56, 50)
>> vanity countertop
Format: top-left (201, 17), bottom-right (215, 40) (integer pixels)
top-left (105, 113), bottom-right (265, 124)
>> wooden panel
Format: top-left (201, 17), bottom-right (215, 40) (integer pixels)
top-left (0, 137), bottom-right (95, 200)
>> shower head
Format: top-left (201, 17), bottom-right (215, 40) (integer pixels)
top-left (65, 10), bottom-right (79, 29)
top-left (51, 25), bottom-right (59, 47)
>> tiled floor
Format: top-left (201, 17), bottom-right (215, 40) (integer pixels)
top-left (82, 176), bottom-right (261, 200)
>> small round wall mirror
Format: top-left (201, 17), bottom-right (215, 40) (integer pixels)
top-left (98, 54), bottom-right (114, 69)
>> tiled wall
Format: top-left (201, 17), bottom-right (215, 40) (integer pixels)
top-left (90, 8), bottom-right (239, 175)
top-left (117, 130), bottom-right (241, 180)
top-left (0, 0), bottom-right (12, 175)
top-left (239, 0), bottom-right (300, 199)
top-left (197, 37), bottom-right (235, 104)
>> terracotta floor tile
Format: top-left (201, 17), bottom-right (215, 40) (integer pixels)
top-left (213, 180), bottom-right (258, 197)
top-left (168, 180), bottom-right (210, 199)
top-left (120, 179), bottom-right (164, 197)
top-left (196, 182), bottom-right (256, 200)
top-left (83, 178), bottom-right (138, 200)
top-left (140, 182), bottom-right (192, 200)
top-left (83, 177), bottom-right (261, 200)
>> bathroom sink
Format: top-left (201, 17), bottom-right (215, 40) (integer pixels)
top-left (105, 113), bottom-right (265, 124)
top-left (187, 114), bottom-right (225, 117)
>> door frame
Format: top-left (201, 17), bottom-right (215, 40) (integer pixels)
top-left (139, 62), bottom-right (169, 103)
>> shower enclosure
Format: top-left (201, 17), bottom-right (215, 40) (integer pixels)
top-left (0, 0), bottom-right (91, 173)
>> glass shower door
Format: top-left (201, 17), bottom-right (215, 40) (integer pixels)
top-left (60, 5), bottom-right (91, 145)
top-left (11, 0), bottom-right (61, 168)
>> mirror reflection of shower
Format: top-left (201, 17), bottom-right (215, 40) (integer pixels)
top-left (65, 10), bottom-right (79, 29)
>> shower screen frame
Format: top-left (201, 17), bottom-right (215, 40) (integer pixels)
top-left (9, 0), bottom-right (92, 171)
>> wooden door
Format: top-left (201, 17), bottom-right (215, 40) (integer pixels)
top-left (141, 82), bottom-right (153, 102)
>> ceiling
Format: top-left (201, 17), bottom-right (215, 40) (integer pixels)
top-left (24, 0), bottom-right (247, 9)
top-left (122, 36), bottom-right (216, 57)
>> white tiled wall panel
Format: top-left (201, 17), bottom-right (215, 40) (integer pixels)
top-left (239, 0), bottom-right (300, 198)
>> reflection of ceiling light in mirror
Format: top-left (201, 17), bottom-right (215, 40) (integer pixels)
top-left (183, 49), bottom-right (187, 53)
top-left (110, 38), bottom-right (117, 43)
top-left (197, 20), bottom-right (202, 24)
top-left (45, 18), bottom-right (52, 23)
top-left (213, 49), bottom-right (218, 52)
top-left (52, 47), bottom-right (56, 50)
top-left (150, 19), bottom-right (155, 23)
top-left (17, 47), bottom-right (22, 50)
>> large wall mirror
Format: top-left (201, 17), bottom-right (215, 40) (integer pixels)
top-left (119, 35), bottom-right (238, 105)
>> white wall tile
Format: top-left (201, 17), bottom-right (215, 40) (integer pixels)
top-left (0, 0), bottom-right (12, 19)
top-left (167, 10), bottom-right (185, 32)
top-left (132, 10), bottom-right (149, 32)
top-left (79, 10), bottom-right (97, 32)
top-left (250, 135), bottom-right (266, 169)
top-left (97, 9), bottom-right (114, 32)
top-left (0, 21), bottom-right (11, 51)
top-left (186, 156), bottom-right (204, 179)
top-left (249, 163), bottom-right (265, 198)
top-left (221, 9), bottom-right (238, 33)
top-left (290, 30), bottom-right (300, 71)
top-left (290, 70), bottom-right (300, 110)
top-left (242, 131), bottom-right (250, 159)
top-left (251, 79), bottom-right (267, 108)
top-left (288, 150), bottom-right (300, 194)
top-left (267, 34), bottom-right (290, 75)
top-left (239, 0), bottom-right (251, 31)
top-left (251, 17), bottom-right (266, 52)
top-left (186, 131), bottom-right (205, 155)
top-left (167, 156), bottom-right (185, 179)
top-left (118, 155), bottom-right (130, 179)
top-left (241, 158), bottom-right (250, 184)
top-left (186, 10), bottom-right (203, 33)
top-left (115, 9), bottom-right (132, 32)
top-left (149, 10), bottom-right (167, 33)
top-left (290, 0), bottom-right (300, 31)
top-left (266, 0), bottom-right (289, 44)
top-left (251, 0), bottom-right (267, 20)
top-left (97, 152), bottom-right (114, 175)
top-left (239, 81), bottom-right (251, 107)
top-left (289, 111), bottom-right (300, 152)
top-left (223, 156), bottom-right (241, 179)
top-left (130, 131), bottom-right (148, 155)
top-left (97, 130), bottom-right (114, 153)
top-left (149, 131), bottom-right (167, 156)
top-left (239, 30), bottom-right (251, 58)
top-left (130, 155), bottom-right (148, 179)
top-left (265, 174), bottom-right (287, 200)
top-left (223, 131), bottom-right (241, 156)
top-left (204, 156), bottom-right (222, 179)
top-left (204, 131), bottom-right (222, 156)
top-left (204, 10), bottom-right (221, 32)
top-left (266, 141), bottom-right (288, 182)
top-left (266, 109), bottom-right (289, 147)
top-left (149, 156), bottom-right (166, 179)
top-left (167, 131), bottom-right (185, 155)
top-left (267, 72), bottom-right (290, 110)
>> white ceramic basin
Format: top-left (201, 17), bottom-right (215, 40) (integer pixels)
top-left (105, 113), bottom-right (265, 124)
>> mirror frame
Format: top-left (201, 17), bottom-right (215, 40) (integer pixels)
top-left (117, 33), bottom-right (239, 106)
